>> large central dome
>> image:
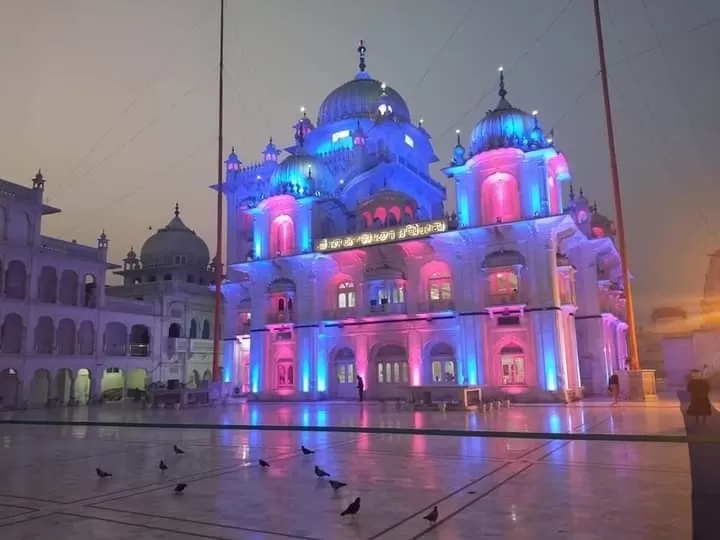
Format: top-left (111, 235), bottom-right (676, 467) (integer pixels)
top-left (317, 72), bottom-right (411, 127)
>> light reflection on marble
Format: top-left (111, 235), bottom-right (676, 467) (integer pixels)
top-left (0, 421), bottom-right (691, 539)
top-left (1, 398), bottom-right (689, 437)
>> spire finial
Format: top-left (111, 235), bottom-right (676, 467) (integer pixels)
top-left (269, 136), bottom-right (273, 144)
top-left (532, 110), bottom-right (539, 128)
top-left (358, 39), bottom-right (367, 72)
top-left (174, 202), bottom-right (180, 218)
top-left (455, 129), bottom-right (461, 146)
top-left (231, 145), bottom-right (235, 153)
top-left (569, 183), bottom-right (575, 200)
top-left (498, 66), bottom-right (507, 100)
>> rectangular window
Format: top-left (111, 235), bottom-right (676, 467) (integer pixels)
top-left (336, 364), bottom-right (346, 384)
top-left (501, 355), bottom-right (525, 385)
top-left (492, 271), bottom-right (519, 294)
top-left (404, 134), bottom-right (414, 148)
top-left (332, 130), bottom-right (351, 143)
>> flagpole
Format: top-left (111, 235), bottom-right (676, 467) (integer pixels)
top-left (593, 0), bottom-right (640, 370)
top-left (212, 0), bottom-right (225, 382)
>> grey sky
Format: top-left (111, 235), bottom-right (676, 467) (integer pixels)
top-left (1, 0), bottom-right (719, 321)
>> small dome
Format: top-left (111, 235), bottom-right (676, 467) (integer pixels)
top-left (270, 153), bottom-right (334, 195)
top-left (140, 205), bottom-right (210, 268)
top-left (317, 73), bottom-right (410, 127)
top-left (469, 70), bottom-right (547, 155)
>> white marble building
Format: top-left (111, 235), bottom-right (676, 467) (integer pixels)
top-left (0, 172), bottom-right (216, 408)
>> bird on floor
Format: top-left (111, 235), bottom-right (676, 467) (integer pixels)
top-left (96, 468), bottom-right (112, 478)
top-left (173, 445), bottom-right (185, 455)
top-left (258, 459), bottom-right (270, 468)
top-left (301, 445), bottom-right (315, 455)
top-left (423, 506), bottom-right (439, 524)
top-left (329, 480), bottom-right (347, 491)
top-left (314, 465), bottom-right (330, 478)
top-left (340, 497), bottom-right (361, 517)
top-left (159, 460), bottom-right (168, 471)
top-left (173, 483), bottom-right (187, 493)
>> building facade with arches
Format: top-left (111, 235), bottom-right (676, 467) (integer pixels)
top-left (0, 175), bottom-right (216, 408)
top-left (218, 44), bottom-right (630, 401)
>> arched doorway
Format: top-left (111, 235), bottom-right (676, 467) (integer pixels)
top-left (54, 368), bottom-right (73, 404)
top-left (74, 368), bottom-right (91, 404)
top-left (428, 342), bottom-right (457, 384)
top-left (0, 368), bottom-right (20, 408)
top-left (101, 367), bottom-right (124, 401)
top-left (332, 347), bottom-right (356, 399)
top-left (373, 344), bottom-right (409, 400)
top-left (29, 369), bottom-right (51, 406)
top-left (126, 368), bottom-right (148, 400)
top-left (188, 370), bottom-right (201, 388)
top-left (500, 344), bottom-right (526, 385)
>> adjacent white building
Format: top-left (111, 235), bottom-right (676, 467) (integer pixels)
top-left (0, 172), bottom-right (216, 408)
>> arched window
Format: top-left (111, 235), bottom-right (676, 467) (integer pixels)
top-left (201, 319), bottom-right (211, 339)
top-left (481, 173), bottom-right (521, 225)
top-left (337, 282), bottom-right (356, 309)
top-left (428, 272), bottom-right (452, 301)
top-left (168, 323), bottom-right (181, 338)
top-left (271, 215), bottom-right (295, 256)
top-left (500, 344), bottom-right (525, 385)
top-left (489, 270), bottom-right (519, 296)
top-left (189, 319), bottom-right (198, 339)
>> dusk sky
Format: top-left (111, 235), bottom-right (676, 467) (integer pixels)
top-left (1, 0), bottom-right (719, 322)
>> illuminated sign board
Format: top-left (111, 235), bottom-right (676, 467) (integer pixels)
top-left (314, 219), bottom-right (448, 253)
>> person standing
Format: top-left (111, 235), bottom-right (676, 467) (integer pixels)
top-left (687, 370), bottom-right (712, 427)
top-left (356, 375), bottom-right (364, 402)
top-left (608, 372), bottom-right (620, 405)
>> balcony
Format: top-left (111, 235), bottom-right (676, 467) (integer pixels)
top-left (417, 299), bottom-right (456, 313)
top-left (129, 343), bottom-right (150, 357)
top-left (486, 292), bottom-right (522, 307)
top-left (367, 302), bottom-right (407, 315)
top-left (322, 308), bottom-right (357, 321)
top-left (266, 311), bottom-right (295, 324)
top-left (190, 339), bottom-right (214, 354)
top-left (166, 337), bottom-right (188, 354)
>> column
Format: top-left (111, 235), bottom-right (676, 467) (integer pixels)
top-left (408, 329), bottom-right (421, 386)
top-left (530, 233), bottom-right (563, 392)
top-left (295, 326), bottom-right (317, 395)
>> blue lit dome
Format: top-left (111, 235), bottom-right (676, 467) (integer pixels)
top-left (469, 70), bottom-right (548, 155)
top-left (317, 72), bottom-right (411, 127)
top-left (270, 153), bottom-right (334, 195)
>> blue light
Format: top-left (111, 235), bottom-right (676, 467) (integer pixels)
top-left (544, 350), bottom-right (558, 391)
top-left (530, 183), bottom-right (541, 215)
top-left (302, 407), bottom-right (310, 427)
top-left (316, 409), bottom-right (327, 427)
top-left (250, 408), bottom-right (260, 426)
top-left (457, 189), bottom-right (470, 227)
top-left (299, 215), bottom-right (312, 252)
top-left (251, 365), bottom-right (259, 393)
top-left (317, 333), bottom-right (327, 393)
top-left (466, 355), bottom-right (478, 385)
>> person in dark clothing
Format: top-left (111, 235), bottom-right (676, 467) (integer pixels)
top-left (356, 375), bottom-right (364, 402)
top-left (608, 372), bottom-right (620, 404)
top-left (687, 371), bottom-right (712, 426)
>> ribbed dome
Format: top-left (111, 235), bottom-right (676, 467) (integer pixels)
top-left (469, 71), bottom-right (548, 155)
top-left (270, 153), bottom-right (334, 195)
top-left (317, 73), bottom-right (411, 127)
top-left (140, 206), bottom-right (210, 268)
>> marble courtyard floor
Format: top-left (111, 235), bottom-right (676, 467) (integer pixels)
top-left (0, 400), bottom-right (702, 539)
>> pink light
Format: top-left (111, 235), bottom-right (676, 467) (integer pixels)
top-left (481, 172), bottom-right (520, 225)
top-left (412, 365), bottom-right (421, 386)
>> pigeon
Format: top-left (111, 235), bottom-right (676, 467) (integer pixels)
top-left (340, 497), bottom-right (361, 517)
top-left (173, 445), bottom-right (185, 455)
top-left (159, 460), bottom-right (168, 471)
top-left (314, 465), bottom-right (330, 478)
top-left (329, 480), bottom-right (347, 491)
top-left (258, 459), bottom-right (270, 468)
top-left (423, 506), bottom-right (439, 524)
top-left (301, 445), bottom-right (315, 455)
top-left (96, 467), bottom-right (112, 478)
top-left (173, 483), bottom-right (187, 493)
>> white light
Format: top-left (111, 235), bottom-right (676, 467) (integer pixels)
top-left (256, 175), bottom-right (262, 180)
top-left (455, 129), bottom-right (461, 134)
top-left (404, 134), bottom-right (415, 148)
top-left (419, 118), bottom-right (424, 125)
top-left (532, 110), bottom-right (538, 116)
top-left (498, 65), bottom-right (504, 72)
top-left (380, 82), bottom-right (387, 91)
top-left (300, 106), bottom-right (306, 114)
top-left (331, 129), bottom-right (350, 143)
top-left (339, 179), bottom-right (344, 185)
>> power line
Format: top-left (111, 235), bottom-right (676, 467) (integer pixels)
top-left (605, 2), bottom-right (717, 244)
top-left (47, 64), bottom-right (217, 205)
top-left (411, 0), bottom-right (481, 97)
top-left (53, 4), bottom-right (216, 196)
top-left (60, 135), bottom-right (216, 240)
top-left (434, 0), bottom-right (575, 145)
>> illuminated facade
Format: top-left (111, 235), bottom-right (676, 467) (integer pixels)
top-left (218, 44), bottom-right (630, 401)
